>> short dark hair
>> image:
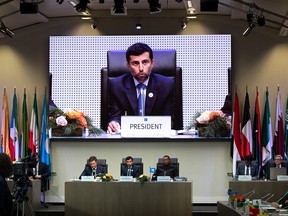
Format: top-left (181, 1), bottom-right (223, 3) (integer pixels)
top-left (126, 42), bottom-right (153, 62)
top-left (163, 155), bottom-right (171, 160)
top-left (0, 153), bottom-right (13, 178)
top-left (244, 155), bottom-right (253, 161)
top-left (89, 156), bottom-right (97, 162)
top-left (125, 156), bottom-right (133, 161)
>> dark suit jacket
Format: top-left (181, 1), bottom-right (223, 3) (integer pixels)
top-left (153, 164), bottom-right (177, 179)
top-left (0, 175), bottom-right (12, 216)
top-left (79, 165), bottom-right (107, 179)
top-left (236, 162), bottom-right (259, 179)
top-left (28, 161), bottom-right (51, 192)
top-left (279, 192), bottom-right (288, 208)
top-left (108, 73), bottom-right (175, 127)
top-left (121, 164), bottom-right (141, 178)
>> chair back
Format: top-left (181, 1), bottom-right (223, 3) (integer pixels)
top-left (101, 49), bottom-right (183, 130)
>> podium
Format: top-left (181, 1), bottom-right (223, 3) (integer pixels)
top-left (65, 181), bottom-right (192, 216)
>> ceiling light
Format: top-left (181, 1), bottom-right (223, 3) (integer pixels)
top-left (243, 23), bottom-right (256, 37)
top-left (257, 15), bottom-right (265, 26)
top-left (56, 0), bottom-right (64, 4)
top-left (184, 0), bottom-right (196, 15)
top-left (136, 23), bottom-right (142, 30)
top-left (0, 21), bottom-right (14, 38)
top-left (111, 0), bottom-right (127, 15)
top-left (181, 18), bottom-right (189, 29)
top-left (148, 0), bottom-right (162, 14)
top-left (91, 23), bottom-right (97, 29)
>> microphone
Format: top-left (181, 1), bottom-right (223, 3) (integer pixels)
top-left (243, 189), bottom-right (256, 199)
top-left (92, 169), bottom-right (96, 178)
top-left (260, 193), bottom-right (271, 200)
top-left (276, 191), bottom-right (288, 203)
top-left (264, 194), bottom-right (275, 202)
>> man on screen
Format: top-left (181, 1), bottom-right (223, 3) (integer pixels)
top-left (107, 42), bottom-right (175, 134)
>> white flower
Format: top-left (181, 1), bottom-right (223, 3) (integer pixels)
top-left (56, 116), bottom-right (68, 126)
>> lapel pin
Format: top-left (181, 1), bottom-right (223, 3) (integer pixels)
top-left (148, 92), bottom-right (153, 98)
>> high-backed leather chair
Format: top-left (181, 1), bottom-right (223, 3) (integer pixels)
top-left (120, 157), bottom-right (143, 176)
top-left (101, 49), bottom-right (183, 130)
top-left (157, 157), bottom-right (179, 176)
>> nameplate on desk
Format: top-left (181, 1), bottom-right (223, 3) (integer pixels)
top-left (81, 176), bottom-right (94, 181)
top-left (238, 175), bottom-right (252, 181)
top-left (277, 175), bottom-right (288, 181)
top-left (157, 176), bottom-right (171, 182)
top-left (121, 116), bottom-right (171, 138)
top-left (119, 176), bottom-right (133, 182)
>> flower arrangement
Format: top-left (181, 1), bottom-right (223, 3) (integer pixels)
top-left (187, 111), bottom-right (231, 137)
top-left (98, 173), bottom-right (113, 182)
top-left (49, 107), bottom-right (103, 136)
top-left (137, 174), bottom-right (150, 183)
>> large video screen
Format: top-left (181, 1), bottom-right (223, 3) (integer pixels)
top-left (49, 35), bottom-right (231, 131)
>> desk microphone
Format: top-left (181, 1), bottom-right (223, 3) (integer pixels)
top-left (264, 194), bottom-right (275, 202)
top-left (260, 193), bottom-right (271, 200)
top-left (243, 189), bottom-right (256, 199)
top-left (92, 169), bottom-right (96, 178)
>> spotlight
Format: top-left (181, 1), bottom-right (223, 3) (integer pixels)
top-left (148, 0), bottom-right (162, 14)
top-left (111, 0), bottom-right (127, 15)
top-left (136, 23), bottom-right (142, 30)
top-left (257, 15), bottom-right (265, 26)
top-left (91, 20), bottom-right (97, 29)
top-left (0, 21), bottom-right (14, 38)
top-left (246, 12), bottom-right (254, 23)
top-left (243, 23), bottom-right (256, 37)
top-left (185, 0), bottom-right (196, 15)
top-left (75, 0), bottom-right (90, 12)
top-left (181, 18), bottom-right (188, 29)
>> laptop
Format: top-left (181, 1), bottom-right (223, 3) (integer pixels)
top-left (269, 167), bottom-right (287, 180)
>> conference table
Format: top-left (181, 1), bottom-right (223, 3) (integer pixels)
top-left (65, 180), bottom-right (192, 216)
top-left (229, 180), bottom-right (288, 201)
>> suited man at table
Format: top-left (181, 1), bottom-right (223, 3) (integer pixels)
top-left (107, 42), bottom-right (175, 134)
top-left (79, 156), bottom-right (107, 179)
top-left (121, 156), bottom-right (141, 178)
top-left (236, 155), bottom-right (259, 180)
top-left (152, 155), bottom-right (177, 180)
top-left (266, 154), bottom-right (287, 179)
top-left (272, 191), bottom-right (288, 209)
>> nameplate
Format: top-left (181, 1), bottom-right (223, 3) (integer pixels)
top-left (81, 176), bottom-right (94, 181)
top-left (238, 175), bottom-right (252, 181)
top-left (121, 116), bottom-right (171, 138)
top-left (277, 175), bottom-right (288, 181)
top-left (157, 176), bottom-right (171, 182)
top-left (119, 176), bottom-right (133, 182)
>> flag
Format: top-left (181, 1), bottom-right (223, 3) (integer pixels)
top-left (262, 90), bottom-right (273, 166)
top-left (21, 91), bottom-right (29, 158)
top-left (241, 92), bottom-right (253, 157)
top-left (1, 90), bottom-right (10, 156)
top-left (40, 93), bottom-right (50, 168)
top-left (273, 90), bottom-right (284, 157)
top-left (284, 97), bottom-right (288, 160)
top-left (252, 89), bottom-right (262, 169)
top-left (9, 92), bottom-right (19, 161)
top-left (29, 92), bottom-right (39, 155)
top-left (232, 92), bottom-right (241, 176)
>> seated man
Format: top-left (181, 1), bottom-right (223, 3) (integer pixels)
top-left (121, 156), bottom-right (141, 178)
top-left (107, 42), bottom-right (175, 133)
top-left (79, 156), bottom-right (107, 179)
top-left (266, 154), bottom-right (287, 179)
top-left (236, 155), bottom-right (259, 179)
top-left (152, 155), bottom-right (177, 180)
